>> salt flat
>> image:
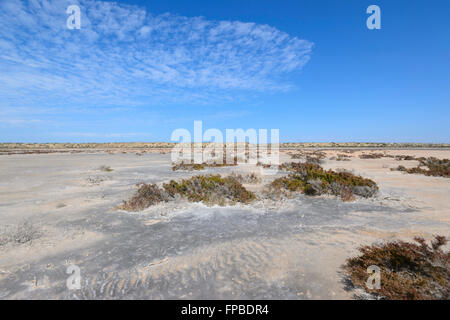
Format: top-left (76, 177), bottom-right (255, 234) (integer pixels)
top-left (0, 150), bottom-right (449, 299)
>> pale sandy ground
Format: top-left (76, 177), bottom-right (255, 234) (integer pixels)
top-left (0, 149), bottom-right (449, 299)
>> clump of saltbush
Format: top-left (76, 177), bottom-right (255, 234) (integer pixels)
top-left (394, 155), bottom-right (416, 161)
top-left (290, 150), bottom-right (326, 164)
top-left (172, 162), bottom-right (205, 171)
top-left (171, 158), bottom-right (238, 171)
top-left (229, 172), bottom-right (262, 184)
top-left (359, 153), bottom-right (387, 159)
top-left (336, 154), bottom-right (352, 161)
top-left (305, 155), bottom-right (324, 164)
top-left (119, 175), bottom-right (256, 211)
top-left (344, 236), bottom-right (449, 300)
top-left (392, 157), bottom-right (449, 178)
top-left (163, 175), bottom-right (256, 206)
top-left (118, 183), bottom-right (170, 211)
top-left (289, 153), bottom-right (303, 159)
top-left (271, 162), bottom-right (378, 201)
top-left (98, 165), bottom-right (113, 172)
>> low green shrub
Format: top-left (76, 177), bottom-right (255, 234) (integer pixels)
top-left (272, 162), bottom-right (378, 200)
top-left (163, 174), bottom-right (256, 206)
top-left (119, 175), bottom-right (256, 211)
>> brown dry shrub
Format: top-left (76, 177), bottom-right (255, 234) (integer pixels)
top-left (171, 158), bottom-right (238, 171)
top-left (344, 236), bottom-right (449, 300)
top-left (336, 154), bottom-right (352, 161)
top-left (359, 153), bottom-right (389, 159)
top-left (172, 162), bottom-right (205, 171)
top-left (392, 157), bottom-right (450, 178)
top-left (256, 162), bottom-right (273, 169)
top-left (394, 155), bottom-right (417, 161)
top-left (98, 165), bottom-right (113, 172)
top-left (118, 183), bottom-right (169, 211)
top-left (340, 186), bottom-right (356, 202)
top-left (289, 150), bottom-right (326, 163)
top-left (229, 172), bottom-right (262, 184)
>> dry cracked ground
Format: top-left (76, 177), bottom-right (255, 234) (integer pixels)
top-left (0, 149), bottom-right (449, 299)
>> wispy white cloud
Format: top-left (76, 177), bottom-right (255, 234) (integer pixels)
top-left (0, 118), bottom-right (44, 126)
top-left (58, 132), bottom-right (149, 138)
top-left (0, 0), bottom-right (313, 110)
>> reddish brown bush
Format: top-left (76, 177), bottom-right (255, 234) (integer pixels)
top-left (392, 157), bottom-right (450, 178)
top-left (118, 183), bottom-right (169, 211)
top-left (344, 236), bottom-right (449, 300)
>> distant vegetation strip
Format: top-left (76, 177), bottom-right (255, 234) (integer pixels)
top-left (1, 142), bottom-right (449, 150)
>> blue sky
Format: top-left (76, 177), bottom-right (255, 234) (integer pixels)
top-left (0, 0), bottom-right (449, 143)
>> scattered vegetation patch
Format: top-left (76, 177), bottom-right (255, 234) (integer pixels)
top-left (118, 183), bottom-right (170, 211)
top-left (330, 154), bottom-right (352, 161)
top-left (257, 162), bottom-right (274, 169)
top-left (86, 176), bottom-right (106, 186)
top-left (172, 162), bottom-right (206, 171)
top-left (279, 162), bottom-right (308, 172)
top-left (229, 172), bottom-right (262, 184)
top-left (392, 157), bottom-right (450, 178)
top-left (272, 162), bottom-right (378, 200)
top-left (172, 158), bottom-right (238, 171)
top-left (98, 165), bottom-right (113, 172)
top-left (289, 150), bottom-right (326, 164)
top-left (305, 155), bottom-right (324, 164)
top-left (289, 153), bottom-right (303, 159)
top-left (344, 236), bottom-right (449, 300)
top-left (394, 155), bottom-right (417, 161)
top-left (360, 153), bottom-right (419, 161)
top-left (336, 154), bottom-right (352, 161)
top-left (0, 221), bottom-right (40, 247)
top-left (359, 153), bottom-right (391, 159)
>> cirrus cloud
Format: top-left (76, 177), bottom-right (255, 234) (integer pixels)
top-left (0, 0), bottom-right (313, 109)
